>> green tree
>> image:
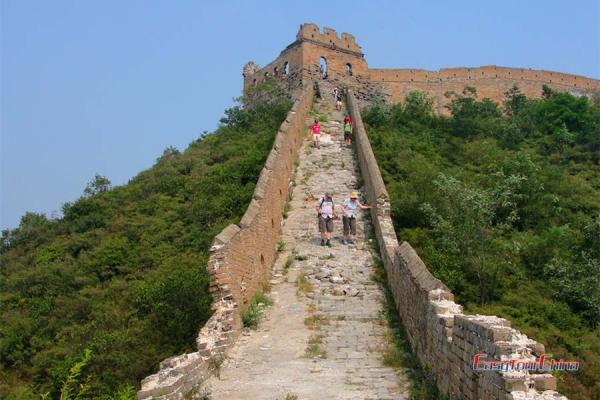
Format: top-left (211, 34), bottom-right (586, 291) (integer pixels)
top-left (83, 175), bottom-right (111, 197)
top-left (445, 87), bottom-right (502, 137)
top-left (421, 174), bottom-right (499, 304)
top-left (0, 82), bottom-right (291, 398)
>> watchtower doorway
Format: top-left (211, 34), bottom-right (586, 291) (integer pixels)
top-left (320, 57), bottom-right (328, 79)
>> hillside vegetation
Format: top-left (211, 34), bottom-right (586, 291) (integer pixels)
top-left (363, 86), bottom-right (600, 400)
top-left (0, 82), bottom-right (291, 399)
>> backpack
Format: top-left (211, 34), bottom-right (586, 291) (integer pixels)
top-left (320, 196), bottom-right (334, 209)
top-left (318, 197), bottom-right (335, 219)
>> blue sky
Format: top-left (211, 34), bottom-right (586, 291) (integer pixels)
top-left (2, 0), bottom-right (599, 229)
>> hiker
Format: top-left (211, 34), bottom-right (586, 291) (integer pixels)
top-left (343, 115), bottom-right (352, 125)
top-left (340, 191), bottom-right (372, 244)
top-left (336, 94), bottom-right (343, 111)
top-left (343, 118), bottom-right (353, 146)
top-left (333, 87), bottom-right (339, 102)
top-left (315, 192), bottom-right (337, 247)
top-left (311, 119), bottom-right (321, 148)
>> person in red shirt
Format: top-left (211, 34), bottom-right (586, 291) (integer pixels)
top-left (343, 115), bottom-right (352, 125)
top-left (311, 119), bottom-right (321, 149)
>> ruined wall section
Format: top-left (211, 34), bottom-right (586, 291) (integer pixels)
top-left (369, 66), bottom-right (600, 112)
top-left (242, 40), bottom-right (305, 97)
top-left (137, 85), bottom-right (314, 400)
top-left (347, 89), bottom-right (568, 400)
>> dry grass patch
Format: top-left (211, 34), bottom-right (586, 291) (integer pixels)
top-left (296, 272), bottom-right (313, 296)
top-left (304, 314), bottom-right (329, 330)
top-left (283, 255), bottom-right (294, 274)
top-left (305, 335), bottom-right (327, 359)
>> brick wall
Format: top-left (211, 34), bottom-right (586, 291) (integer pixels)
top-left (347, 89), bottom-right (568, 400)
top-left (245, 24), bottom-right (600, 113)
top-left (369, 66), bottom-right (600, 113)
top-left (137, 85), bottom-right (314, 400)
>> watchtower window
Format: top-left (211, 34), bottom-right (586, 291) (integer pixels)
top-left (345, 63), bottom-right (353, 76)
top-left (252, 78), bottom-right (257, 86)
top-left (319, 57), bottom-right (328, 79)
top-left (274, 66), bottom-right (279, 76)
top-left (284, 61), bottom-right (289, 75)
top-left (264, 71), bottom-right (270, 79)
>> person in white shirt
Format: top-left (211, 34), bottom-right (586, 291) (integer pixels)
top-left (315, 192), bottom-right (337, 247)
top-left (340, 191), bottom-right (372, 244)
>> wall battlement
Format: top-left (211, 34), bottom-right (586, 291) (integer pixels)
top-left (369, 65), bottom-right (599, 89)
top-left (243, 23), bottom-right (599, 110)
top-left (296, 23), bottom-right (363, 55)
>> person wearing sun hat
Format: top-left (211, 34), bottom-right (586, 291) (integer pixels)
top-left (340, 191), bottom-right (373, 245)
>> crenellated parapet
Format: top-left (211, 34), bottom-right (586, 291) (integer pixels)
top-left (368, 65), bottom-right (600, 112)
top-left (296, 23), bottom-right (363, 55)
top-left (242, 23), bottom-right (599, 109)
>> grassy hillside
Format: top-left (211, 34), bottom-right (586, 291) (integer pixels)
top-left (0, 82), bottom-right (291, 399)
top-left (363, 86), bottom-right (600, 400)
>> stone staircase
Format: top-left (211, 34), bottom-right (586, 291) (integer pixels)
top-left (202, 92), bottom-right (410, 399)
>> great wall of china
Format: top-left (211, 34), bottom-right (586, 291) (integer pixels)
top-left (138, 23), bottom-right (600, 400)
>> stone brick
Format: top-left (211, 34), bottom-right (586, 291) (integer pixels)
top-left (531, 374), bottom-right (557, 391)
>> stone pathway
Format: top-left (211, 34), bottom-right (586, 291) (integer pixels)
top-left (204, 94), bottom-right (410, 400)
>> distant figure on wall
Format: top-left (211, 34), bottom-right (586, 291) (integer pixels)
top-left (333, 87), bottom-right (339, 102)
top-left (311, 119), bottom-right (321, 149)
top-left (343, 119), bottom-right (353, 146)
top-left (336, 94), bottom-right (343, 111)
top-left (320, 65), bottom-right (328, 79)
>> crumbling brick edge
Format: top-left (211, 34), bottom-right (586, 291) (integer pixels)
top-left (137, 84), bottom-right (314, 400)
top-left (347, 89), bottom-right (568, 400)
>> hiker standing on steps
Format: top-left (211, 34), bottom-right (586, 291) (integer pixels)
top-left (336, 93), bottom-right (343, 111)
top-left (311, 119), bottom-right (321, 149)
top-left (333, 87), bottom-right (339, 102)
top-left (340, 191), bottom-right (373, 245)
top-left (343, 118), bottom-right (353, 146)
top-left (316, 192), bottom-right (337, 247)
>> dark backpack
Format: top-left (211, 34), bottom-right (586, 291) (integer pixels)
top-left (320, 196), bottom-right (334, 209)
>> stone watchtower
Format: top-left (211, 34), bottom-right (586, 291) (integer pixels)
top-left (242, 23), bottom-right (377, 99)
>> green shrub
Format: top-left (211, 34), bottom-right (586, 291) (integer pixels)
top-left (241, 292), bottom-right (273, 330)
top-left (0, 85), bottom-right (291, 398)
top-left (364, 87), bottom-right (600, 399)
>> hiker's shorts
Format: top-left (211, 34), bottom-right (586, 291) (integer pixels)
top-left (344, 132), bottom-right (351, 141)
top-left (343, 216), bottom-right (356, 235)
top-left (318, 215), bottom-right (333, 233)
top-left (312, 134), bottom-right (320, 141)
